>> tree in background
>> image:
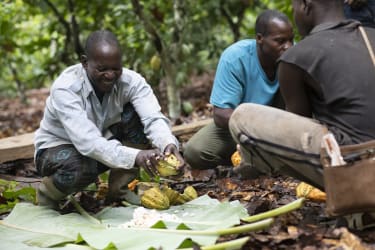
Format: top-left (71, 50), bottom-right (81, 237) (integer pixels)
top-left (0, 0), bottom-right (293, 118)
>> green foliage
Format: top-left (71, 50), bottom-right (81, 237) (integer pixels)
top-left (85, 171), bottom-right (110, 192)
top-left (0, 0), bottom-right (295, 115)
top-left (139, 167), bottom-right (160, 183)
top-left (0, 179), bottom-right (36, 214)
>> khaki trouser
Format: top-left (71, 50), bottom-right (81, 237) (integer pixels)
top-left (229, 103), bottom-right (328, 190)
top-left (183, 122), bottom-right (236, 169)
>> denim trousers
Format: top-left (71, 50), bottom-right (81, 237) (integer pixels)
top-left (35, 103), bottom-right (149, 195)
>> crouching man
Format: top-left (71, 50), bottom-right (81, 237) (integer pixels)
top-left (34, 30), bottom-right (184, 209)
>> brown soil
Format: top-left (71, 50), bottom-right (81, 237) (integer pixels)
top-left (1, 74), bottom-right (375, 249)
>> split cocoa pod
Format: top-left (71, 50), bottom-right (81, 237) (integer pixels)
top-left (156, 154), bottom-right (181, 177)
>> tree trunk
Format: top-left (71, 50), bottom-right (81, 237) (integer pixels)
top-left (130, 0), bottom-right (183, 119)
top-left (161, 53), bottom-right (181, 119)
top-left (166, 71), bottom-right (181, 120)
top-left (9, 62), bottom-right (27, 104)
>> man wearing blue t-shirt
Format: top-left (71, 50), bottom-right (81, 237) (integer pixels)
top-left (184, 10), bottom-right (294, 175)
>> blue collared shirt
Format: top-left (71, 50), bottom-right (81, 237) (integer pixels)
top-left (34, 64), bottom-right (178, 169)
top-left (210, 39), bottom-right (279, 109)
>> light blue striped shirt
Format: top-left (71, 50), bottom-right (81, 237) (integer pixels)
top-left (34, 64), bottom-right (178, 169)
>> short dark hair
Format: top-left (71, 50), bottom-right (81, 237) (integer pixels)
top-left (84, 30), bottom-right (121, 57)
top-left (255, 10), bottom-right (290, 36)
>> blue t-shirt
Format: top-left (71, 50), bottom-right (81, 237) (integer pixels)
top-left (210, 39), bottom-right (279, 109)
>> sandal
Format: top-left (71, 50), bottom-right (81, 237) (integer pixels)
top-left (340, 212), bottom-right (375, 231)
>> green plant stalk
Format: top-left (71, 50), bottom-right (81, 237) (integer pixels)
top-left (178, 236), bottom-right (250, 250)
top-left (121, 200), bottom-right (139, 207)
top-left (67, 195), bottom-right (101, 224)
top-left (124, 218), bottom-right (273, 236)
top-left (215, 218), bottom-right (273, 235)
top-left (241, 198), bottom-right (305, 223)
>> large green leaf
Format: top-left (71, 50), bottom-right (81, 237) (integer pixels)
top-left (0, 222), bottom-right (92, 250)
top-left (0, 195), bottom-right (260, 250)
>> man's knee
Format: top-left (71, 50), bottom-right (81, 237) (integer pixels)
top-left (184, 142), bottom-right (217, 169)
top-left (184, 142), bottom-right (204, 168)
top-left (52, 158), bottom-right (99, 194)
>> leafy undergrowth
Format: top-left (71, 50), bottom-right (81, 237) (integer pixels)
top-left (1, 87), bottom-right (375, 249)
top-left (0, 179), bottom-right (36, 214)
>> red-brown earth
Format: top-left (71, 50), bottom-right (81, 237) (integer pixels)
top-left (1, 73), bottom-right (374, 249)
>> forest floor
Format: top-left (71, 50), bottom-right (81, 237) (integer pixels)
top-left (1, 73), bottom-right (375, 249)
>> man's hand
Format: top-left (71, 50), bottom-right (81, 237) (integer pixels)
top-left (164, 144), bottom-right (185, 171)
top-left (135, 149), bottom-right (163, 177)
top-left (345, 0), bottom-right (367, 9)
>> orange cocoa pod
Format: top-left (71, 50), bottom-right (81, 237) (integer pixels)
top-left (296, 182), bottom-right (326, 202)
top-left (127, 179), bottom-right (139, 191)
top-left (231, 150), bottom-right (241, 167)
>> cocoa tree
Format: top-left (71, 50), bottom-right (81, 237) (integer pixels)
top-left (0, 0), bottom-right (292, 117)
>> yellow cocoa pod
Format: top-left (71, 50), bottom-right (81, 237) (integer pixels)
top-left (165, 154), bottom-right (180, 166)
top-left (140, 187), bottom-right (170, 210)
top-left (156, 154), bottom-right (181, 177)
top-left (231, 150), bottom-right (241, 167)
top-left (150, 54), bottom-right (161, 71)
top-left (296, 182), bottom-right (326, 202)
top-left (183, 186), bottom-right (198, 201)
top-left (136, 181), bottom-right (159, 196)
top-left (174, 193), bottom-right (190, 205)
top-left (161, 186), bottom-right (180, 205)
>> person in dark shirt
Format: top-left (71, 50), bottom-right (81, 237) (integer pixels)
top-left (229, 0), bottom-right (375, 230)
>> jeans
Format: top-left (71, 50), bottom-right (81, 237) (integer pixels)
top-left (35, 103), bottom-right (149, 195)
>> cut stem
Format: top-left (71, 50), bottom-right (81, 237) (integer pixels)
top-left (178, 236), bottom-right (250, 250)
top-left (215, 218), bottom-right (273, 235)
top-left (122, 218), bottom-right (274, 236)
top-left (241, 198), bottom-right (305, 223)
